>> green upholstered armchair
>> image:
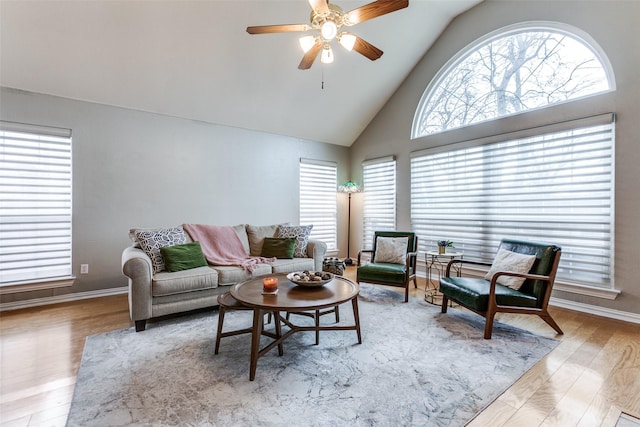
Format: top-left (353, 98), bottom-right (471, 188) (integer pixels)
top-left (357, 231), bottom-right (418, 302)
top-left (439, 239), bottom-right (563, 339)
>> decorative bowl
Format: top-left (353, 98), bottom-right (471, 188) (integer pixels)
top-left (287, 271), bottom-right (333, 287)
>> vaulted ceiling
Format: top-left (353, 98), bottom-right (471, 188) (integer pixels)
top-left (0, 0), bottom-right (481, 146)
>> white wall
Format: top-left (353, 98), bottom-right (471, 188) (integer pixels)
top-left (0, 87), bottom-right (350, 303)
top-left (350, 0), bottom-right (640, 314)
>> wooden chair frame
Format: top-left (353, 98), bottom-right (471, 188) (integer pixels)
top-left (441, 249), bottom-right (563, 339)
top-left (357, 233), bottom-right (418, 302)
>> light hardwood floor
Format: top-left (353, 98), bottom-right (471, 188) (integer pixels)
top-left (1, 267), bottom-right (638, 426)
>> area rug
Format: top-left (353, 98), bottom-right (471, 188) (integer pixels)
top-left (67, 284), bottom-right (558, 426)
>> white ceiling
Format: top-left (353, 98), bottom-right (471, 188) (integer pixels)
top-left (0, 0), bottom-right (481, 146)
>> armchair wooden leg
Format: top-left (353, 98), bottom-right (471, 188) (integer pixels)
top-left (539, 312), bottom-right (564, 335)
top-left (484, 312), bottom-right (496, 339)
top-left (441, 295), bottom-right (449, 313)
top-left (404, 285), bottom-right (409, 303)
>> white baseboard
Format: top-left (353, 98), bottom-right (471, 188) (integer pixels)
top-left (549, 297), bottom-right (640, 324)
top-left (0, 287), bottom-right (128, 312)
top-left (3, 279), bottom-right (639, 326)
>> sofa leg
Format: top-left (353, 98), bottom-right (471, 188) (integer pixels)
top-left (441, 295), bottom-right (449, 313)
top-left (135, 320), bottom-right (147, 332)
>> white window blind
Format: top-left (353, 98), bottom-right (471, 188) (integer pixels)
top-left (411, 114), bottom-right (614, 289)
top-left (362, 156), bottom-right (396, 248)
top-left (300, 159), bottom-right (337, 251)
top-left (1, 121), bottom-right (73, 286)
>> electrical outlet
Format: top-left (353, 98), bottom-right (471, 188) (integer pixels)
top-left (80, 264), bottom-right (89, 274)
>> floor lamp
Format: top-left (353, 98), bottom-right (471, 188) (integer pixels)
top-left (338, 180), bottom-right (363, 266)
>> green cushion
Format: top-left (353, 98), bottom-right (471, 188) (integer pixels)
top-left (160, 242), bottom-right (208, 272)
top-left (439, 277), bottom-right (538, 312)
top-left (357, 263), bottom-right (408, 285)
top-left (261, 237), bottom-right (296, 259)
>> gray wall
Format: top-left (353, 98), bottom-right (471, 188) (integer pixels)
top-left (0, 87), bottom-right (349, 303)
top-left (350, 0), bottom-right (640, 315)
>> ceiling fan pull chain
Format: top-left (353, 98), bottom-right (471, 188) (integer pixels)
top-left (322, 69), bottom-right (324, 90)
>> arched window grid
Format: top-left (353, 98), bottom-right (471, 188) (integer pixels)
top-left (411, 21), bottom-right (616, 139)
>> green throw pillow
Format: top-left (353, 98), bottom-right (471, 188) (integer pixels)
top-left (160, 241), bottom-right (208, 272)
top-left (261, 237), bottom-right (296, 259)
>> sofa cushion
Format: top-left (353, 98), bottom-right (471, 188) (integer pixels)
top-left (232, 224), bottom-right (250, 255)
top-left (134, 226), bottom-right (187, 273)
top-left (213, 264), bottom-right (273, 285)
top-left (261, 237), bottom-right (296, 259)
top-left (270, 258), bottom-right (315, 273)
top-left (276, 225), bottom-right (313, 258)
top-left (160, 241), bottom-right (208, 272)
top-left (246, 223), bottom-right (286, 256)
top-left (484, 248), bottom-right (536, 290)
top-left (152, 266), bottom-right (218, 297)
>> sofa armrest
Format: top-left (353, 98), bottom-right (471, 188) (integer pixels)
top-left (306, 239), bottom-right (327, 271)
top-left (121, 246), bottom-right (153, 322)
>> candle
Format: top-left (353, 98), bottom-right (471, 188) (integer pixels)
top-left (262, 277), bottom-right (278, 292)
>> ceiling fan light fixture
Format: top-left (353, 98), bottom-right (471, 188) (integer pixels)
top-left (321, 46), bottom-right (334, 64)
top-left (338, 33), bottom-right (356, 51)
top-left (320, 21), bottom-right (338, 40)
top-left (299, 35), bottom-right (317, 53)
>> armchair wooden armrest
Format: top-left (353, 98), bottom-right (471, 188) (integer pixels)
top-left (358, 249), bottom-right (374, 266)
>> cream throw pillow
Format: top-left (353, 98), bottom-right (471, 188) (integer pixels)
top-left (484, 248), bottom-right (537, 290)
top-left (374, 236), bottom-right (408, 265)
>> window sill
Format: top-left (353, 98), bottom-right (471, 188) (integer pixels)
top-left (0, 277), bottom-right (76, 295)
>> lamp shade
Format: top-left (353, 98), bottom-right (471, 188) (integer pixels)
top-left (338, 181), bottom-right (362, 193)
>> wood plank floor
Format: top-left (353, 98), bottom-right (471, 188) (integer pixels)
top-left (1, 267), bottom-right (638, 426)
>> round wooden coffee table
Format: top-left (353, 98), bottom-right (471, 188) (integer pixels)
top-left (230, 273), bottom-right (362, 381)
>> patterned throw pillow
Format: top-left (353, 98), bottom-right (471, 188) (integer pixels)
top-left (484, 248), bottom-right (536, 290)
top-left (276, 225), bottom-right (313, 258)
top-left (134, 226), bottom-right (187, 273)
top-left (374, 236), bottom-right (408, 264)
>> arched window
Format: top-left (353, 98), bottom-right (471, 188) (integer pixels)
top-left (412, 23), bottom-right (614, 138)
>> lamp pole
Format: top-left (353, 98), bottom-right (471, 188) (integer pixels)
top-left (338, 180), bottom-right (362, 266)
top-left (345, 191), bottom-right (353, 265)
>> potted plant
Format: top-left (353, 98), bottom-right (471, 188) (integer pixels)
top-left (437, 240), bottom-right (454, 254)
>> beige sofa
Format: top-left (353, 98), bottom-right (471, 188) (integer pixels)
top-left (122, 223), bottom-right (327, 331)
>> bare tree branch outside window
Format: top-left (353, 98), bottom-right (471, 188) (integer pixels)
top-left (415, 30), bottom-right (610, 137)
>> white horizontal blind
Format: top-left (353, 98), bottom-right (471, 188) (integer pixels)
top-left (362, 156), bottom-right (396, 249)
top-left (300, 159), bottom-right (337, 251)
top-left (1, 122), bottom-right (73, 285)
top-left (411, 116), bottom-right (614, 288)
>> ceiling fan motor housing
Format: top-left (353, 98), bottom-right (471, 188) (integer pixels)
top-left (311, 4), bottom-right (351, 41)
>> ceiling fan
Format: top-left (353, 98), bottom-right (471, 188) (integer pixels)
top-left (246, 0), bottom-right (409, 70)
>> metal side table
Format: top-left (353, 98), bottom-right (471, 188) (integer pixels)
top-left (424, 251), bottom-right (463, 306)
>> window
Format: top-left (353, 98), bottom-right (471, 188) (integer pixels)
top-left (299, 159), bottom-right (337, 251)
top-left (362, 156), bottom-right (396, 248)
top-left (412, 23), bottom-right (613, 138)
top-left (410, 114), bottom-right (614, 289)
top-left (1, 121), bottom-right (73, 288)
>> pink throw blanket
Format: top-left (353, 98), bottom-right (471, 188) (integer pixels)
top-left (182, 224), bottom-right (274, 273)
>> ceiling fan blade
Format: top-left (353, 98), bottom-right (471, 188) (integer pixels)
top-left (298, 42), bottom-right (323, 70)
top-left (308, 0), bottom-right (329, 13)
top-left (343, 0), bottom-right (409, 26)
top-left (353, 37), bottom-right (384, 61)
top-left (246, 24), bottom-right (310, 34)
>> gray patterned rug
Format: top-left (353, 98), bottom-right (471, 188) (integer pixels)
top-left (67, 284), bottom-right (558, 426)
